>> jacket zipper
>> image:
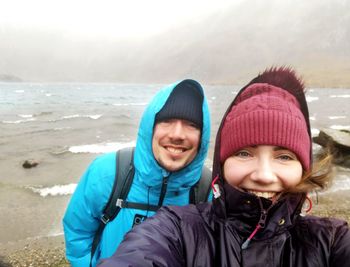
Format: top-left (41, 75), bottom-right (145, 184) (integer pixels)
top-left (157, 175), bottom-right (169, 206)
top-left (241, 198), bottom-right (271, 249)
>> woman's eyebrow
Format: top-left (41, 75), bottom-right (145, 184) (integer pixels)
top-left (273, 146), bottom-right (288, 151)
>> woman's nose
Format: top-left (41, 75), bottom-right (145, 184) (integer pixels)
top-left (250, 159), bottom-right (277, 184)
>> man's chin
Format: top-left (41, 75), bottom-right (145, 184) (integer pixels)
top-left (158, 158), bottom-right (187, 172)
top-left (161, 163), bottom-right (184, 172)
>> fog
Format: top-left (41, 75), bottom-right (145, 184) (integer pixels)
top-left (0, 0), bottom-right (349, 87)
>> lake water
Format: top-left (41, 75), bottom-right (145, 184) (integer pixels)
top-left (0, 82), bottom-right (349, 244)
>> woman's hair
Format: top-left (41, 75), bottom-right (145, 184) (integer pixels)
top-left (292, 147), bottom-right (334, 192)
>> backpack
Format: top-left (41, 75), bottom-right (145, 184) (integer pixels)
top-left (90, 147), bottom-right (212, 265)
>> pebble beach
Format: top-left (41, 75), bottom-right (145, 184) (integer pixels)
top-left (0, 189), bottom-right (349, 267)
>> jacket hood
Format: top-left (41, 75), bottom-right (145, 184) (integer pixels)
top-left (134, 79), bottom-right (211, 191)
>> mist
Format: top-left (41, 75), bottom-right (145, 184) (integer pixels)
top-left (0, 0), bottom-right (349, 87)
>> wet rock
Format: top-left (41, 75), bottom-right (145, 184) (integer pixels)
top-left (22, 160), bottom-right (39, 169)
top-left (313, 128), bottom-right (350, 168)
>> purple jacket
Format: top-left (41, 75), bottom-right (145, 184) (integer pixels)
top-left (98, 184), bottom-right (350, 267)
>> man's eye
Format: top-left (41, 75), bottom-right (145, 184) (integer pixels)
top-left (187, 122), bottom-right (199, 129)
top-left (159, 119), bottom-right (172, 125)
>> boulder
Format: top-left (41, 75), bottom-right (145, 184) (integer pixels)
top-left (313, 128), bottom-right (350, 168)
top-left (22, 160), bottom-right (39, 169)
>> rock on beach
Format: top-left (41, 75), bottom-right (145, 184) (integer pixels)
top-left (313, 128), bottom-right (350, 168)
top-left (22, 160), bottom-right (39, 169)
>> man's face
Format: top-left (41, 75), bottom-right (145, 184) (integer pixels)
top-left (152, 119), bottom-right (201, 172)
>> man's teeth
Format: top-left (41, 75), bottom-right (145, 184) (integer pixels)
top-left (167, 147), bottom-right (185, 154)
top-left (248, 190), bottom-right (276, 199)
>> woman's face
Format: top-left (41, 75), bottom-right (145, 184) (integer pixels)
top-left (223, 145), bottom-right (303, 200)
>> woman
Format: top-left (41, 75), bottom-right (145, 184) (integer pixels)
top-left (99, 67), bottom-right (350, 266)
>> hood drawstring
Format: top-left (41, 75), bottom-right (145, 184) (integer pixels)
top-left (300, 195), bottom-right (312, 216)
top-left (211, 175), bottom-right (221, 198)
top-left (241, 224), bottom-right (262, 249)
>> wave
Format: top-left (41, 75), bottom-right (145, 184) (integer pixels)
top-left (330, 95), bottom-right (350, 98)
top-left (26, 183), bottom-right (77, 197)
top-left (2, 118), bottom-right (37, 124)
top-left (46, 114), bottom-right (103, 122)
top-left (1, 112), bottom-right (55, 124)
top-left (18, 114), bottom-right (34, 118)
top-left (53, 127), bottom-right (72, 131)
top-left (311, 128), bottom-right (320, 136)
top-left (330, 125), bottom-right (350, 130)
top-left (329, 116), bottom-right (347, 120)
top-left (61, 114), bottom-right (102, 120)
top-left (306, 96), bottom-right (319, 102)
top-left (69, 141), bottom-right (136, 154)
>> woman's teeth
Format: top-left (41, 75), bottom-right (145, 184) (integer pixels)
top-left (247, 190), bottom-right (277, 199)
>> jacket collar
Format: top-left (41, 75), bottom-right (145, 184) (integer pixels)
top-left (212, 180), bottom-right (306, 239)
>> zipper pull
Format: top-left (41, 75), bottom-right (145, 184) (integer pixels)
top-left (258, 209), bottom-right (267, 228)
top-left (241, 209), bottom-right (267, 249)
top-left (158, 176), bottom-right (169, 206)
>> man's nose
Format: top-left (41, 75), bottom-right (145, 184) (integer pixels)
top-left (250, 159), bottom-right (277, 184)
top-left (169, 120), bottom-right (185, 139)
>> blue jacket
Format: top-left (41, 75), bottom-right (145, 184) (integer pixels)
top-left (62, 80), bottom-right (211, 267)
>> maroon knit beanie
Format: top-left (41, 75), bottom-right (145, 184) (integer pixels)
top-left (220, 82), bottom-right (311, 171)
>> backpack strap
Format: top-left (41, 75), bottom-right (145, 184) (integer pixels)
top-left (90, 147), bottom-right (135, 266)
top-left (190, 165), bottom-right (212, 204)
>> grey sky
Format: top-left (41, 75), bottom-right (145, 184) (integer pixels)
top-left (0, 0), bottom-right (235, 39)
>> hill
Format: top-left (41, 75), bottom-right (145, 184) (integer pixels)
top-left (0, 0), bottom-right (349, 86)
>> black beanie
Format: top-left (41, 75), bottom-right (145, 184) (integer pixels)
top-left (155, 79), bottom-right (204, 130)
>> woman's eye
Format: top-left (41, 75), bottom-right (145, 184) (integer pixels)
top-left (235, 150), bottom-right (251, 158)
top-left (277, 154), bottom-right (294, 161)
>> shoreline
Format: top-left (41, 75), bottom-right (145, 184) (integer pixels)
top-left (0, 191), bottom-right (349, 267)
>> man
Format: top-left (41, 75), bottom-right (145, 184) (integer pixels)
top-left (63, 79), bottom-right (211, 267)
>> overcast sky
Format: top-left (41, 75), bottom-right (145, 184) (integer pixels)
top-left (0, 0), bottom-right (236, 39)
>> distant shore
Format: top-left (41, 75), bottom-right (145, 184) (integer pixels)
top-left (0, 189), bottom-right (349, 267)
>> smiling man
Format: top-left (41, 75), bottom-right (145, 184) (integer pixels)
top-left (63, 79), bottom-right (211, 267)
top-left (152, 82), bottom-right (203, 172)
